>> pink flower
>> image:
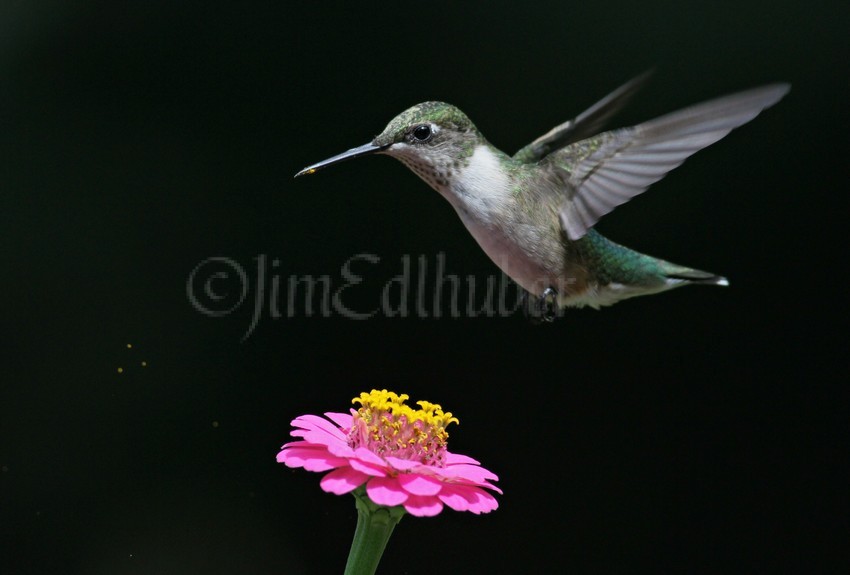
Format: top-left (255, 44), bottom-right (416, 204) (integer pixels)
top-left (277, 390), bottom-right (501, 517)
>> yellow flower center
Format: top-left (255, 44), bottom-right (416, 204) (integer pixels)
top-left (348, 389), bottom-right (459, 467)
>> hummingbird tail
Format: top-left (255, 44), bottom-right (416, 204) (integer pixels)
top-left (663, 267), bottom-right (729, 287)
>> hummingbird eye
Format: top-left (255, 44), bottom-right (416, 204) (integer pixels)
top-left (411, 124), bottom-right (433, 142)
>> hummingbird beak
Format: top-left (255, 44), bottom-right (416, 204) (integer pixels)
top-left (295, 141), bottom-right (389, 177)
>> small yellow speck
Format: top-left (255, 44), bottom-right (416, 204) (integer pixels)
top-left (126, 343), bottom-right (132, 349)
top-left (117, 367), bottom-right (124, 374)
top-left (308, 168), bottom-right (316, 174)
top-left (141, 361), bottom-right (147, 367)
top-left (212, 421), bottom-right (219, 428)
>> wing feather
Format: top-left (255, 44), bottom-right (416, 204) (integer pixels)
top-left (512, 71), bottom-right (653, 164)
top-left (551, 84), bottom-right (789, 240)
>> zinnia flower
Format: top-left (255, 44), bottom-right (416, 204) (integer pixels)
top-left (277, 389), bottom-right (501, 517)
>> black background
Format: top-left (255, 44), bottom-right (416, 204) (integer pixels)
top-left (2, 2), bottom-right (847, 574)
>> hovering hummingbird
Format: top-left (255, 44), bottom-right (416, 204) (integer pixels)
top-left (296, 74), bottom-right (789, 317)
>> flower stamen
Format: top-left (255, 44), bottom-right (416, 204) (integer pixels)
top-left (348, 389), bottom-right (459, 467)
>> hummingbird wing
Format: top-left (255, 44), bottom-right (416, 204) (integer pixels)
top-left (549, 84), bottom-right (790, 240)
top-left (512, 71), bottom-right (653, 164)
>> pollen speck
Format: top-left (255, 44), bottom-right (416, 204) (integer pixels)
top-left (117, 367), bottom-right (123, 374)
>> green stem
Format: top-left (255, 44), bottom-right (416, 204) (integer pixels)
top-left (343, 488), bottom-right (405, 575)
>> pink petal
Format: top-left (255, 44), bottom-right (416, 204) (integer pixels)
top-left (383, 456), bottom-right (420, 471)
top-left (403, 495), bottom-right (444, 517)
top-left (277, 445), bottom-right (348, 471)
top-left (445, 452), bottom-right (481, 465)
top-left (325, 442), bottom-right (356, 458)
top-left (477, 481), bottom-right (503, 495)
top-left (465, 489), bottom-right (498, 514)
top-left (438, 488), bottom-right (471, 511)
top-left (324, 411), bottom-right (353, 429)
top-left (278, 439), bottom-right (315, 450)
top-left (349, 457), bottom-right (388, 477)
top-left (319, 467), bottom-right (368, 495)
top-left (397, 473), bottom-right (442, 496)
top-left (439, 484), bottom-right (498, 514)
top-left (292, 422), bottom-right (348, 449)
top-left (353, 447), bottom-right (387, 467)
top-left (436, 463), bottom-right (498, 484)
top-left (365, 476), bottom-right (408, 507)
top-left (276, 442), bottom-right (318, 457)
top-left (291, 414), bottom-right (346, 440)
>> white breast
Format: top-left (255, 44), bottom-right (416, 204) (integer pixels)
top-left (445, 145), bottom-right (513, 225)
top-left (439, 146), bottom-right (558, 295)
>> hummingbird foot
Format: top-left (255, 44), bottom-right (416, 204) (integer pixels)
top-left (540, 287), bottom-right (560, 322)
top-left (522, 286), bottom-right (562, 324)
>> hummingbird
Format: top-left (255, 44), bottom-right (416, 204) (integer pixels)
top-left (296, 74), bottom-right (789, 317)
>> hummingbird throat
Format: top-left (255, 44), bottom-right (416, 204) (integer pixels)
top-left (396, 154), bottom-right (452, 191)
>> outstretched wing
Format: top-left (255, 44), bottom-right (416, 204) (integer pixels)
top-left (548, 84), bottom-right (790, 240)
top-left (512, 71), bottom-right (653, 164)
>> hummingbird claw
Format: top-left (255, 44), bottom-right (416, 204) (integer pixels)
top-left (522, 286), bottom-right (561, 324)
top-left (540, 287), bottom-right (559, 322)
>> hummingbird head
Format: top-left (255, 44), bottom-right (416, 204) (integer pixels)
top-left (295, 102), bottom-right (484, 191)
top-left (373, 101), bottom-right (482, 189)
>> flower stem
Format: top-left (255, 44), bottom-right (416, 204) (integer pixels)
top-left (343, 489), bottom-right (405, 575)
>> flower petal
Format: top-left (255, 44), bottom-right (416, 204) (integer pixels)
top-left (324, 411), bottom-right (353, 429)
top-left (403, 494), bottom-right (444, 517)
top-left (435, 463), bottom-right (499, 484)
top-left (291, 414), bottom-right (346, 439)
top-left (439, 484), bottom-right (499, 514)
top-left (438, 488), bottom-right (471, 512)
top-left (349, 457), bottom-right (388, 477)
top-left (365, 476), bottom-right (408, 507)
top-left (465, 489), bottom-right (498, 514)
top-left (353, 447), bottom-right (387, 467)
top-left (397, 473), bottom-right (442, 496)
top-left (474, 480), bottom-right (503, 495)
top-left (278, 439), bottom-right (314, 450)
top-left (277, 445), bottom-right (348, 472)
top-left (319, 466), bottom-right (367, 495)
top-left (383, 456), bottom-right (420, 471)
top-left (445, 452), bottom-right (481, 465)
top-left (291, 415), bottom-right (349, 448)
top-left (325, 442), bottom-right (356, 458)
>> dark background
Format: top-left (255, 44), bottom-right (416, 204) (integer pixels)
top-left (2, 1), bottom-right (847, 573)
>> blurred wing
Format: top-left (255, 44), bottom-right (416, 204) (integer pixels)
top-left (512, 71), bottom-right (653, 164)
top-left (550, 84), bottom-right (790, 240)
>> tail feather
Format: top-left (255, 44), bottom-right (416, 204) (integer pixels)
top-left (664, 268), bottom-right (729, 287)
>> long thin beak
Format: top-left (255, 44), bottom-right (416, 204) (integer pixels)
top-left (294, 142), bottom-right (389, 177)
